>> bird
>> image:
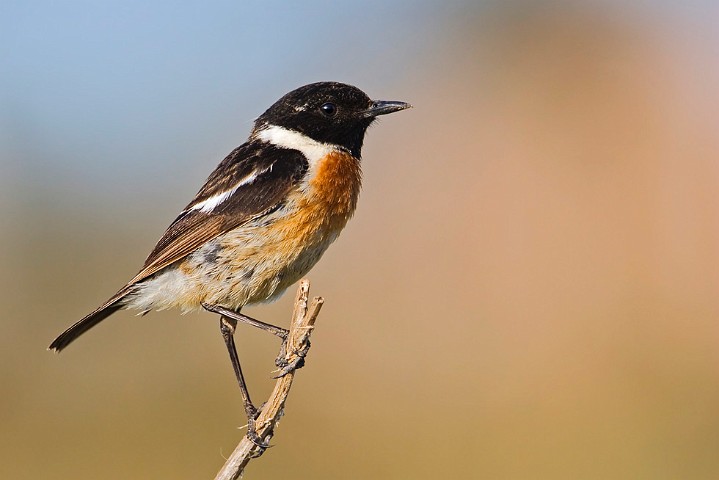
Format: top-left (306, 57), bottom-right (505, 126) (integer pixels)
top-left (49, 81), bottom-right (411, 444)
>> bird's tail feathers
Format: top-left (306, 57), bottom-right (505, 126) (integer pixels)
top-left (48, 286), bottom-right (133, 352)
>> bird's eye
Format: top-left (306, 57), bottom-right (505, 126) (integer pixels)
top-left (320, 102), bottom-right (337, 117)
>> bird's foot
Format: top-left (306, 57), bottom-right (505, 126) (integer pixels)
top-left (274, 336), bottom-right (311, 378)
top-left (245, 404), bottom-right (272, 456)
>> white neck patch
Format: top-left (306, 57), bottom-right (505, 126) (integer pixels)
top-left (256, 124), bottom-right (337, 165)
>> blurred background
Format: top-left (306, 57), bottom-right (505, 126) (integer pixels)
top-left (2, 1), bottom-right (719, 478)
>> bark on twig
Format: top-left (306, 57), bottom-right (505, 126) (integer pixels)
top-left (214, 279), bottom-right (323, 480)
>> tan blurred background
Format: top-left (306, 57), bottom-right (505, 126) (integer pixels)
top-left (3, 2), bottom-right (719, 479)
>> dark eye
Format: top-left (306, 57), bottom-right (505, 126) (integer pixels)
top-left (320, 102), bottom-right (337, 117)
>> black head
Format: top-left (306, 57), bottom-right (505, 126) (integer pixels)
top-left (254, 82), bottom-right (410, 157)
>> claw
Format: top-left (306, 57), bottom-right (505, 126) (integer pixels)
top-left (245, 408), bottom-right (272, 454)
top-left (274, 338), bottom-right (311, 378)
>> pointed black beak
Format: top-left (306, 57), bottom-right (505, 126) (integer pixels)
top-left (363, 100), bottom-right (412, 118)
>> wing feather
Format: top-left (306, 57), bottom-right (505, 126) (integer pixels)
top-left (128, 143), bottom-right (308, 285)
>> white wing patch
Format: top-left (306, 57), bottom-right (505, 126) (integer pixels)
top-left (187, 169), bottom-right (265, 214)
top-left (187, 125), bottom-right (339, 215)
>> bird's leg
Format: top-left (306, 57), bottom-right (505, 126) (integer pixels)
top-left (204, 303), bottom-right (305, 376)
top-left (218, 315), bottom-right (269, 449)
top-left (203, 303), bottom-right (288, 339)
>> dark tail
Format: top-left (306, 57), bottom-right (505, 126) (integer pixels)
top-left (48, 287), bottom-right (131, 352)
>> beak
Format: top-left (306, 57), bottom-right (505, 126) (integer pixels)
top-left (363, 100), bottom-right (412, 118)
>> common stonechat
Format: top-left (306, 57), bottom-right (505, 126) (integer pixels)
top-left (49, 81), bottom-right (411, 444)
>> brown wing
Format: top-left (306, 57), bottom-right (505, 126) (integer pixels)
top-left (128, 143), bottom-right (309, 285)
top-left (49, 143), bottom-right (309, 352)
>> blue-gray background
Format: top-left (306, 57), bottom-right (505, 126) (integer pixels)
top-left (3, 1), bottom-right (719, 479)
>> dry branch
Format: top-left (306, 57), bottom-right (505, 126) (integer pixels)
top-left (214, 279), bottom-right (323, 480)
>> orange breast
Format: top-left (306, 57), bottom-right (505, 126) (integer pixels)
top-left (252, 149), bottom-right (363, 272)
top-left (264, 150), bottom-right (362, 252)
top-left (308, 150), bottom-right (363, 225)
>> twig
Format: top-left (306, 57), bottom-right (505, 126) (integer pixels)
top-left (214, 279), bottom-right (323, 480)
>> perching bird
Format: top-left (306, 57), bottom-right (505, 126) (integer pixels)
top-left (49, 81), bottom-right (410, 443)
